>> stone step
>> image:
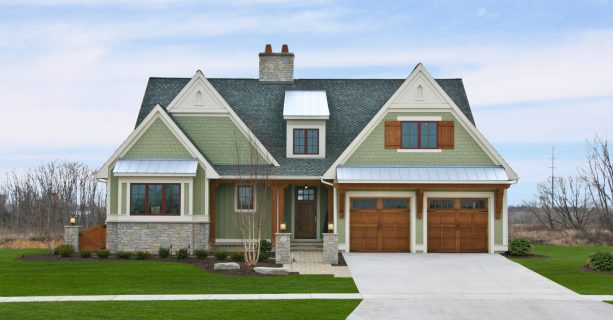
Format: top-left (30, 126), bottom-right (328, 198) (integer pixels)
top-left (291, 242), bottom-right (323, 252)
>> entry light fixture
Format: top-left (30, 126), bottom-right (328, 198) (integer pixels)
top-left (327, 222), bottom-right (334, 232)
top-left (304, 185), bottom-right (309, 189)
top-left (69, 215), bottom-right (77, 225)
top-left (280, 222), bottom-right (287, 232)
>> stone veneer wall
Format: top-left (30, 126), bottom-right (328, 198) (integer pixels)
top-left (106, 222), bottom-right (209, 254)
top-left (258, 53), bottom-right (294, 83)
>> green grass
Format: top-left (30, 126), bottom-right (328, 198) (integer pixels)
top-left (0, 249), bottom-right (357, 296)
top-left (0, 300), bottom-right (362, 320)
top-left (510, 245), bottom-right (613, 295)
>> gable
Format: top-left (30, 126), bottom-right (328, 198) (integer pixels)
top-left (392, 72), bottom-right (447, 106)
top-left (123, 118), bottom-right (191, 158)
top-left (166, 73), bottom-right (227, 114)
top-left (174, 115), bottom-right (267, 165)
top-left (346, 111), bottom-right (495, 166)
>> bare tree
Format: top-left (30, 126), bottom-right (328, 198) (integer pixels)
top-left (524, 176), bottom-right (595, 230)
top-left (582, 136), bottom-right (613, 232)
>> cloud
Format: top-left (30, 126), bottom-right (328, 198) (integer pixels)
top-left (476, 7), bottom-right (488, 16)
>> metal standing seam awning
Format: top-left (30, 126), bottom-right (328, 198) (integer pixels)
top-left (113, 158), bottom-right (199, 176)
top-left (283, 90), bottom-right (330, 119)
top-left (336, 165), bottom-right (510, 183)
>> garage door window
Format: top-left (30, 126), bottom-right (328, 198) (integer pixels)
top-left (429, 199), bottom-right (454, 209)
top-left (383, 199), bottom-right (409, 209)
top-left (351, 199), bottom-right (377, 209)
top-left (461, 199), bottom-right (486, 209)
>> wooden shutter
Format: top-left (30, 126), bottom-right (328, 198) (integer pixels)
top-left (438, 121), bottom-right (454, 149)
top-left (384, 121), bottom-right (401, 149)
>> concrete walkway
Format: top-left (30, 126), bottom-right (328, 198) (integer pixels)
top-left (344, 253), bottom-right (613, 320)
top-left (283, 251), bottom-right (352, 277)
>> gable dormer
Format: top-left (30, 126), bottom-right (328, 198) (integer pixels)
top-left (283, 90), bottom-right (329, 159)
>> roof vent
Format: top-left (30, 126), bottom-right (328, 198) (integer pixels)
top-left (259, 44), bottom-right (294, 83)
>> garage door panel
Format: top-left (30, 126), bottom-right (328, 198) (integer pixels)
top-left (428, 198), bottom-right (488, 253)
top-left (350, 198), bottom-right (410, 252)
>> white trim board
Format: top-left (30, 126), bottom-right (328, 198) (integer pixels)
top-left (323, 63), bottom-right (518, 182)
top-left (96, 104), bottom-right (220, 180)
top-left (165, 70), bottom-right (279, 167)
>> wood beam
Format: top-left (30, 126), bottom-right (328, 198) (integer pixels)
top-left (416, 187), bottom-right (424, 219)
top-left (327, 187), bottom-right (333, 224)
top-left (278, 184), bottom-right (287, 227)
top-left (495, 188), bottom-right (504, 219)
top-left (209, 181), bottom-right (219, 244)
top-left (339, 188), bottom-right (345, 219)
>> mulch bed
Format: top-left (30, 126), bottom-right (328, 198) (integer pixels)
top-left (334, 252), bottom-right (347, 266)
top-left (501, 252), bottom-right (548, 259)
top-left (580, 264), bottom-right (613, 275)
top-left (20, 253), bottom-right (294, 276)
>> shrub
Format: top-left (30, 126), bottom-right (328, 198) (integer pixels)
top-left (177, 248), bottom-right (189, 259)
top-left (231, 251), bottom-right (244, 262)
top-left (588, 252), bottom-right (613, 271)
top-left (214, 250), bottom-right (228, 261)
top-left (509, 238), bottom-right (532, 256)
top-left (260, 240), bottom-right (272, 253)
top-left (97, 250), bottom-right (110, 258)
top-left (194, 249), bottom-right (208, 259)
top-left (136, 251), bottom-right (150, 260)
top-left (117, 251), bottom-right (131, 259)
top-left (57, 244), bottom-right (74, 257)
top-left (258, 251), bottom-right (270, 262)
top-left (79, 250), bottom-right (92, 258)
top-left (158, 247), bottom-right (170, 258)
top-left (52, 247), bottom-right (60, 256)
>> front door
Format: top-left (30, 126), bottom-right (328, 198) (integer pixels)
top-left (294, 187), bottom-right (317, 239)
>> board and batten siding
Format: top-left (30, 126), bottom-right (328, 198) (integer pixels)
top-left (174, 116), bottom-right (267, 165)
top-left (215, 183), bottom-right (272, 240)
top-left (346, 112), bottom-right (495, 166)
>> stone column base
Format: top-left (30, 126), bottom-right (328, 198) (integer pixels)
top-left (323, 233), bottom-right (339, 264)
top-left (275, 233), bottom-right (291, 264)
top-left (64, 225), bottom-right (82, 252)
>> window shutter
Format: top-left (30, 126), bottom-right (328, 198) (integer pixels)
top-left (384, 121), bottom-right (401, 149)
top-left (438, 121), bottom-right (454, 149)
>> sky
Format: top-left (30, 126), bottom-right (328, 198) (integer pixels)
top-left (0, 0), bottom-right (612, 205)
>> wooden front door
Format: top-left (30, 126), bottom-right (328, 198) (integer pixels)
top-left (350, 198), bottom-right (410, 252)
top-left (427, 198), bottom-right (488, 253)
top-left (294, 187), bottom-right (317, 239)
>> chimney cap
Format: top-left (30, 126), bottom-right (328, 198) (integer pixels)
top-left (281, 44), bottom-right (289, 53)
top-left (265, 44), bottom-right (272, 53)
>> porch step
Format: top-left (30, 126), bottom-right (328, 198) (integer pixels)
top-left (291, 241), bottom-right (323, 252)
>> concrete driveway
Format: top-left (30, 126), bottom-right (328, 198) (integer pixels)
top-left (344, 253), bottom-right (613, 320)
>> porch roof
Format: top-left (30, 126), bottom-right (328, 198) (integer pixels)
top-left (113, 158), bottom-right (198, 176)
top-left (336, 165), bottom-right (510, 183)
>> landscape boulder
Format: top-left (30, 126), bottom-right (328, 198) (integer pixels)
top-left (253, 267), bottom-right (289, 275)
top-left (213, 262), bottom-right (240, 270)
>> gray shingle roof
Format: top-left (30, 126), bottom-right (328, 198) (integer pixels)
top-left (136, 78), bottom-right (475, 176)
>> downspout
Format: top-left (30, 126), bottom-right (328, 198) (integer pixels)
top-left (320, 178), bottom-right (338, 234)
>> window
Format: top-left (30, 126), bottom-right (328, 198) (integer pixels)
top-left (293, 129), bottom-right (319, 154)
top-left (461, 199), bottom-right (486, 209)
top-left (401, 121), bottom-right (437, 149)
top-left (297, 188), bottom-right (316, 201)
top-left (429, 199), bottom-right (454, 209)
top-left (130, 183), bottom-right (181, 215)
top-left (383, 199), bottom-right (409, 209)
top-left (351, 199), bottom-right (377, 209)
top-left (236, 185), bottom-right (255, 211)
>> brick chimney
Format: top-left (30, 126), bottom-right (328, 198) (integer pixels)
top-left (259, 44), bottom-right (294, 83)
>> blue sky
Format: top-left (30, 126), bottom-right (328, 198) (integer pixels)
top-left (0, 0), bottom-right (612, 204)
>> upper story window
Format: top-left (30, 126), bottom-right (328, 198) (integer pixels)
top-left (401, 121), bottom-right (437, 149)
top-left (293, 129), bottom-right (319, 155)
top-left (130, 183), bottom-right (181, 215)
top-left (236, 185), bottom-right (255, 211)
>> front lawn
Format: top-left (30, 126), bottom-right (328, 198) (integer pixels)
top-left (0, 299), bottom-right (362, 320)
top-left (0, 249), bottom-right (357, 296)
top-left (510, 245), bottom-right (613, 295)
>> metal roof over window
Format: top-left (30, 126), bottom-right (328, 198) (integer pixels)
top-left (113, 158), bottom-right (198, 176)
top-left (283, 90), bottom-right (330, 119)
top-left (337, 166), bottom-right (510, 183)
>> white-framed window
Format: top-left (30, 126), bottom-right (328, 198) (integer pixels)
top-left (235, 185), bottom-right (255, 212)
top-left (286, 120), bottom-right (326, 158)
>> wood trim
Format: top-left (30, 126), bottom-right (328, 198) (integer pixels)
top-left (327, 187), bottom-right (333, 223)
top-left (495, 188), bottom-right (504, 219)
top-left (209, 181), bottom-right (219, 243)
top-left (271, 184), bottom-right (278, 244)
top-left (339, 188), bottom-right (346, 219)
top-left (279, 184), bottom-right (287, 227)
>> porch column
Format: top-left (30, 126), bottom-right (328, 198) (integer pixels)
top-left (209, 181), bottom-right (219, 244)
top-left (271, 184), bottom-right (278, 244)
top-left (333, 186), bottom-right (338, 233)
top-left (64, 225), bottom-right (82, 252)
top-left (278, 184), bottom-right (287, 230)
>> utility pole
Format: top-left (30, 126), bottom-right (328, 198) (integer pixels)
top-left (549, 146), bottom-right (556, 207)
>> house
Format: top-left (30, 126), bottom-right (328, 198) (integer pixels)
top-left (96, 44), bottom-right (517, 254)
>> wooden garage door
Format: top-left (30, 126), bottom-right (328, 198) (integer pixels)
top-left (427, 198), bottom-right (488, 253)
top-left (350, 198), bottom-right (410, 252)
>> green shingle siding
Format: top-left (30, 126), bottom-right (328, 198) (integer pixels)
top-left (110, 168), bottom-right (118, 215)
top-left (174, 116), bottom-right (266, 165)
top-left (346, 112), bottom-right (495, 166)
top-left (215, 183), bottom-right (272, 240)
top-left (124, 118), bottom-right (191, 158)
top-left (193, 166), bottom-right (205, 215)
top-left (121, 183), bottom-right (127, 215)
top-left (495, 216), bottom-right (503, 245)
top-left (416, 218), bottom-right (423, 245)
top-left (183, 182), bottom-right (190, 215)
